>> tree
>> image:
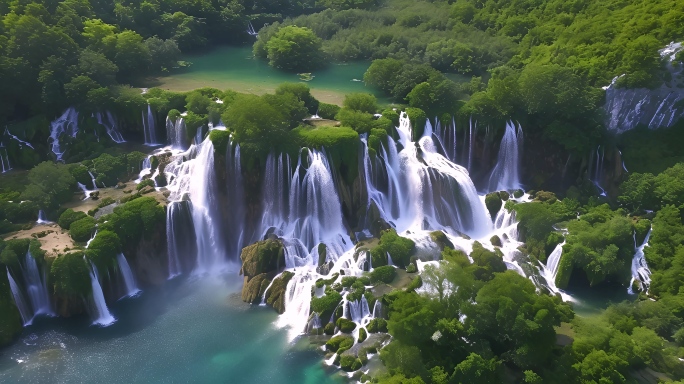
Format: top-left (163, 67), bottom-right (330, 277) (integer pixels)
top-left (343, 93), bottom-right (378, 114)
top-left (276, 82), bottom-right (319, 114)
top-left (20, 162), bottom-right (75, 209)
top-left (265, 26), bottom-right (324, 71)
top-left (145, 37), bottom-right (180, 73)
top-left (451, 353), bottom-right (502, 384)
top-left (222, 94), bottom-right (290, 155)
top-left (78, 49), bottom-right (118, 86)
top-left (113, 31), bottom-right (151, 79)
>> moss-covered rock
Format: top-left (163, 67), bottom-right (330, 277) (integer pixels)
top-left (209, 129), bottom-right (231, 154)
top-left (406, 263), bottom-right (417, 273)
top-left (405, 107), bottom-right (426, 141)
top-left (58, 209), bottom-right (88, 230)
top-left (240, 239), bottom-right (284, 279)
top-left (369, 265), bottom-right (396, 284)
top-left (555, 245), bottom-right (573, 289)
top-left (499, 191), bottom-right (510, 201)
top-left (358, 327), bottom-right (367, 342)
top-left (50, 252), bottom-right (91, 298)
top-left (340, 355), bottom-right (363, 372)
top-left (86, 230), bottom-right (121, 271)
top-left (264, 271), bottom-right (295, 313)
top-left (69, 216), bottom-right (96, 242)
top-left (429, 230), bottom-right (454, 251)
top-left (513, 189), bottom-right (524, 198)
top-left (367, 318), bottom-right (387, 333)
top-left (490, 235), bottom-right (502, 247)
top-left (311, 290), bottom-right (342, 321)
top-left (485, 192), bottom-right (503, 219)
top-left (324, 321), bottom-right (336, 335)
top-left (326, 334), bottom-right (354, 352)
top-left (370, 229), bottom-right (415, 268)
top-left (336, 317), bottom-right (357, 333)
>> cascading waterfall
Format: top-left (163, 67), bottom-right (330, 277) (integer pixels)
top-left (36, 210), bottom-right (50, 224)
top-left (96, 111), bottom-right (125, 143)
top-left (165, 201), bottom-right (196, 278)
top-left (7, 268), bottom-right (32, 326)
top-left (88, 171), bottom-right (99, 191)
top-left (0, 144), bottom-right (11, 173)
top-left (166, 116), bottom-right (187, 150)
top-left (540, 241), bottom-right (574, 301)
top-left (136, 156), bottom-right (153, 183)
top-left (142, 105), bottom-right (158, 145)
top-left (589, 146), bottom-right (606, 196)
top-left (431, 116), bottom-right (458, 163)
top-left (487, 121), bottom-right (523, 192)
top-left (49, 108), bottom-right (79, 161)
top-left (85, 258), bottom-right (116, 326)
top-left (347, 296), bottom-right (370, 323)
top-left (21, 251), bottom-right (54, 317)
top-left (629, 228), bottom-right (653, 294)
top-left (116, 253), bottom-right (140, 298)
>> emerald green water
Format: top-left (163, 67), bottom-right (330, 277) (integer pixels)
top-left (0, 274), bottom-right (343, 384)
top-left (152, 46), bottom-right (387, 105)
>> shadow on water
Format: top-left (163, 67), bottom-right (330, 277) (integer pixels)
top-left (565, 270), bottom-right (634, 317)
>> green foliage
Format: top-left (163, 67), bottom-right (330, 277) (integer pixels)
top-left (336, 317), bottom-right (357, 333)
top-left (370, 265), bottom-right (397, 284)
top-left (311, 291), bottom-right (342, 315)
top-left (484, 192), bottom-right (502, 218)
top-left (86, 230), bottom-right (121, 271)
top-left (326, 334), bottom-right (354, 352)
top-left (342, 93), bottom-right (378, 114)
top-left (20, 162), bottom-right (75, 210)
top-left (451, 353), bottom-right (502, 384)
top-left (263, 26), bottom-right (324, 71)
top-left (380, 341), bottom-right (427, 379)
top-left (136, 179), bottom-right (155, 191)
top-left (91, 153), bottom-right (127, 187)
top-left (276, 83), bottom-right (319, 114)
top-left (69, 216), bottom-right (96, 243)
top-left (50, 252), bottom-right (91, 297)
top-left (318, 103), bottom-right (341, 120)
top-left (99, 197), bottom-right (165, 246)
top-left (208, 130), bottom-right (231, 155)
top-left (370, 229), bottom-right (416, 268)
top-left (58, 209), bottom-right (88, 230)
top-left (405, 108), bottom-right (427, 140)
top-left (368, 318), bottom-right (388, 333)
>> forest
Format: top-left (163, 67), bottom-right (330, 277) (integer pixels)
top-left (0, 0), bottom-right (684, 383)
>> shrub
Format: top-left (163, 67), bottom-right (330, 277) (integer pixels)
top-left (370, 265), bottom-right (396, 284)
top-left (318, 103), bottom-right (341, 119)
top-left (370, 229), bottom-right (415, 267)
top-left (358, 327), bottom-right (368, 342)
top-left (311, 291), bottom-right (342, 315)
top-left (326, 334), bottom-right (354, 352)
top-left (367, 318), bottom-right (388, 333)
top-left (324, 322), bottom-right (336, 335)
top-left (69, 216), bottom-right (96, 242)
top-left (136, 179), bottom-right (155, 191)
top-left (50, 252), bottom-right (91, 297)
top-left (336, 317), bottom-right (357, 333)
top-left (86, 230), bottom-right (121, 271)
top-left (343, 93), bottom-right (378, 114)
top-left (485, 192), bottom-right (502, 218)
top-left (209, 129), bottom-right (231, 155)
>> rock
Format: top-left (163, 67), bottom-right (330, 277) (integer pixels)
top-left (240, 239), bottom-right (284, 279)
top-left (116, 182), bottom-right (126, 189)
top-left (336, 318), bottom-right (357, 333)
top-left (499, 191), bottom-right (510, 201)
top-left (490, 235), bottom-right (502, 247)
top-left (241, 273), bottom-right (271, 304)
top-left (139, 185), bottom-right (155, 195)
top-left (429, 230), bottom-right (454, 251)
top-left (264, 271), bottom-right (295, 313)
top-left (485, 192), bottom-right (502, 219)
top-left (316, 261), bottom-right (333, 275)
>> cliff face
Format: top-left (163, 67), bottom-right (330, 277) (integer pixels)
top-left (604, 42), bottom-right (684, 134)
top-left (127, 219), bottom-right (169, 287)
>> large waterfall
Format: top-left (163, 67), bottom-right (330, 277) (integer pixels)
top-left (487, 121), bottom-right (523, 192)
top-left (49, 108), bottom-right (79, 160)
top-left (86, 259), bottom-right (116, 326)
top-left (628, 228), bottom-right (652, 294)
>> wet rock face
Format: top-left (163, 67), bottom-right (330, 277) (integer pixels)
top-left (263, 271), bottom-right (295, 314)
top-left (128, 222), bottom-right (168, 287)
top-left (239, 239), bottom-right (284, 279)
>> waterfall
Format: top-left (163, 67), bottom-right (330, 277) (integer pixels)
top-left (166, 201), bottom-right (196, 278)
top-left (347, 296), bottom-right (370, 323)
top-left (276, 270), bottom-right (316, 340)
top-left (36, 210), bottom-right (50, 224)
top-left (88, 171), bottom-right (99, 191)
top-left (96, 111), bottom-right (125, 143)
top-left (21, 250), bottom-right (53, 317)
top-left (116, 253), bottom-right (140, 298)
top-left (541, 242), bottom-right (565, 290)
top-left (4, 128), bottom-right (34, 149)
top-left (78, 182), bottom-right (95, 200)
top-left (0, 144), bottom-right (10, 173)
top-left (7, 268), bottom-right (32, 326)
top-left (165, 138), bottom-right (231, 273)
top-left (372, 300), bottom-right (382, 318)
top-left (135, 156), bottom-right (153, 183)
top-left (467, 118), bottom-right (475, 172)
top-left (431, 116), bottom-right (458, 163)
top-left (628, 229), bottom-right (653, 294)
top-left (487, 121), bottom-right (523, 192)
top-left (85, 258), bottom-right (116, 326)
top-left (142, 105), bottom-right (158, 145)
top-left (166, 116), bottom-right (187, 150)
top-left (49, 108), bottom-right (79, 161)
top-left (589, 146), bottom-right (606, 196)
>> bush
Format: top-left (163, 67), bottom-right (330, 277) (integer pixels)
top-left (370, 229), bottom-right (415, 267)
top-left (370, 265), bottom-right (397, 284)
top-left (324, 322), bottom-right (336, 335)
top-left (336, 317), bottom-right (357, 333)
top-left (343, 93), bottom-right (378, 114)
top-left (97, 197), bottom-right (115, 208)
top-left (50, 252), bottom-right (91, 297)
top-left (326, 334), bottom-right (354, 352)
top-left (318, 103), bottom-right (341, 119)
top-left (86, 230), bottom-right (121, 271)
top-left (58, 209), bottom-right (88, 230)
top-left (311, 291), bottom-right (342, 315)
top-left (485, 192), bottom-right (503, 218)
top-left (100, 197), bottom-right (165, 245)
top-left (69, 216), bottom-right (96, 242)
top-left (367, 318), bottom-right (388, 333)
top-left (136, 179), bottom-right (155, 191)
top-left (340, 355), bottom-right (362, 372)
top-left (358, 327), bottom-right (368, 342)
top-left (208, 129), bottom-right (231, 155)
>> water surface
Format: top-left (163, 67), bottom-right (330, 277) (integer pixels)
top-left (0, 274), bottom-right (343, 384)
top-left (149, 46), bottom-right (387, 105)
